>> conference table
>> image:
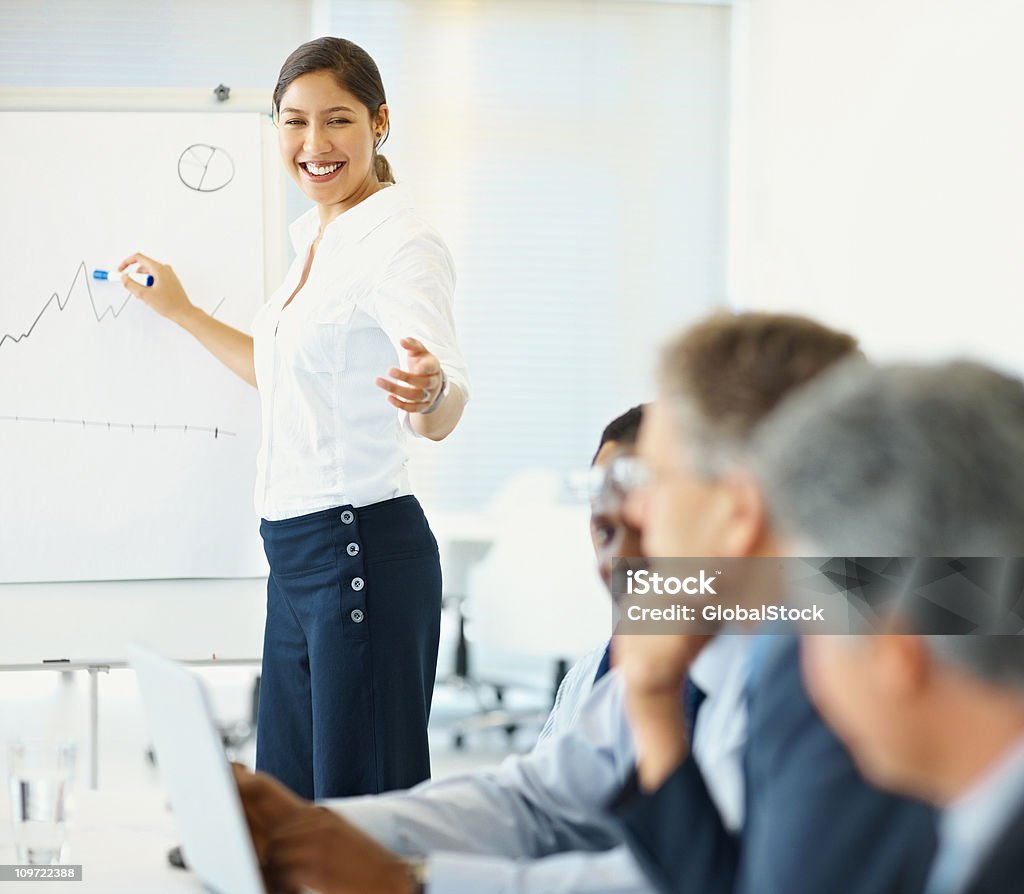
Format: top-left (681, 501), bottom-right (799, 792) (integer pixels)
top-left (0, 790), bottom-right (206, 893)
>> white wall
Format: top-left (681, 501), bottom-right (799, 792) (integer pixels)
top-left (733, 0), bottom-right (1024, 373)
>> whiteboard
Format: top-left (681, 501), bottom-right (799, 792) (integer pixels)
top-left (0, 578), bottom-right (267, 665)
top-left (0, 105), bottom-right (284, 583)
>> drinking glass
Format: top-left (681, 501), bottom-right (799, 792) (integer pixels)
top-left (7, 740), bottom-right (77, 865)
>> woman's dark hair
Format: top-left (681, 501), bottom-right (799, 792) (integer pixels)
top-left (273, 37), bottom-right (395, 184)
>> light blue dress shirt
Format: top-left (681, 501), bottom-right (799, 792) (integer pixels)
top-left (926, 733), bottom-right (1024, 894)
top-left (327, 636), bottom-right (752, 894)
top-left (536, 643), bottom-right (608, 744)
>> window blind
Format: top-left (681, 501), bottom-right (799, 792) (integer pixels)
top-left (323, 0), bottom-right (731, 511)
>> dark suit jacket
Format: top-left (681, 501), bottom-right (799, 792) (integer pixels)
top-left (611, 633), bottom-right (938, 894)
top-left (963, 797), bottom-right (1024, 894)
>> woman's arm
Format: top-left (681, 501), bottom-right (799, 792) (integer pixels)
top-left (172, 305), bottom-right (257, 388)
top-left (411, 380), bottom-right (465, 440)
top-left (368, 233), bottom-right (471, 439)
top-left (119, 252), bottom-right (257, 388)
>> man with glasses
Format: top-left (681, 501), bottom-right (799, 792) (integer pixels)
top-left (539, 404), bottom-right (645, 742)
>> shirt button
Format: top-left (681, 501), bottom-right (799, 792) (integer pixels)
top-left (346, 542), bottom-right (360, 557)
top-left (340, 510), bottom-right (355, 524)
top-left (351, 577), bottom-right (365, 591)
top-left (350, 609), bottom-right (364, 623)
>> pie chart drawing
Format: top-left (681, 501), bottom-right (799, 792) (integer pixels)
top-left (178, 144), bottom-right (235, 192)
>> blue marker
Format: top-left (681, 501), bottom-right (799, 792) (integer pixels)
top-left (92, 268), bottom-right (154, 287)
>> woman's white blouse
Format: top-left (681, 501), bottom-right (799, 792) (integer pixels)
top-left (251, 184), bottom-right (469, 521)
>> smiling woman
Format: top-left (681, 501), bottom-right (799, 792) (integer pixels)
top-left (116, 36), bottom-right (469, 801)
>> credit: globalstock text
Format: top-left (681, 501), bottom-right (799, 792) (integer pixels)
top-left (624, 604), bottom-right (826, 623)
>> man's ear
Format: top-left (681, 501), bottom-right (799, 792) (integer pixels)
top-left (873, 633), bottom-right (931, 698)
top-left (707, 468), bottom-right (766, 556)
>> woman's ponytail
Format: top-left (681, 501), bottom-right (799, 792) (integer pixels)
top-left (374, 152), bottom-right (396, 184)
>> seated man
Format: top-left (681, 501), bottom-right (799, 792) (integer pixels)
top-left (758, 362), bottom-right (1024, 894)
top-left (539, 404), bottom-right (646, 743)
top-left (612, 339), bottom-right (940, 894)
top-left (233, 312), bottom-right (862, 894)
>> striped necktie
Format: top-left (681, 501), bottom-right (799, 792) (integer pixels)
top-left (593, 641), bottom-right (613, 683)
top-left (684, 676), bottom-right (707, 735)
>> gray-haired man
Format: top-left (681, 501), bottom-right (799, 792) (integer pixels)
top-left (753, 361), bottom-right (1024, 894)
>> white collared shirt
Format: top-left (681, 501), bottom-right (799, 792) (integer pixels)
top-left (927, 733), bottom-right (1024, 894)
top-left (251, 184), bottom-right (469, 521)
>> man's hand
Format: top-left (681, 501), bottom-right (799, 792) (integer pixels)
top-left (613, 635), bottom-right (714, 792)
top-left (264, 805), bottom-right (417, 894)
top-left (232, 766), bottom-right (416, 894)
top-left (614, 634), bottom-right (712, 700)
top-left (232, 765), bottom-right (307, 867)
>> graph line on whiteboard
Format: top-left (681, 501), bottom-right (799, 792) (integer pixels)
top-left (0, 261), bottom-right (227, 351)
top-left (0, 415), bottom-right (236, 439)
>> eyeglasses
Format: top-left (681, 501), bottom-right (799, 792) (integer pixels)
top-left (607, 455), bottom-right (653, 492)
top-left (566, 455), bottom-right (654, 503)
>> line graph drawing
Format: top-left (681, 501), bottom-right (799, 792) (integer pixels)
top-left (0, 415), bottom-right (236, 438)
top-left (177, 144), bottom-right (235, 192)
top-left (0, 260), bottom-right (226, 351)
top-left (0, 261), bottom-right (128, 349)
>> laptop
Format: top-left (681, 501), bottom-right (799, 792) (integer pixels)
top-left (128, 644), bottom-right (265, 894)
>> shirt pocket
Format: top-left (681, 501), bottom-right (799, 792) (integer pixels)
top-left (276, 306), bottom-right (355, 418)
top-left (308, 319), bottom-right (352, 373)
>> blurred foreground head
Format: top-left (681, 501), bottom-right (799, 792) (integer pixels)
top-left (629, 311), bottom-right (859, 558)
top-left (753, 359), bottom-right (1024, 557)
top-left (753, 360), bottom-right (1024, 803)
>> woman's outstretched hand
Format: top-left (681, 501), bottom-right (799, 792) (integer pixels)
top-left (375, 337), bottom-right (444, 413)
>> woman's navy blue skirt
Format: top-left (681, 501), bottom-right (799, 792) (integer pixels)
top-left (256, 495), bottom-right (441, 799)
